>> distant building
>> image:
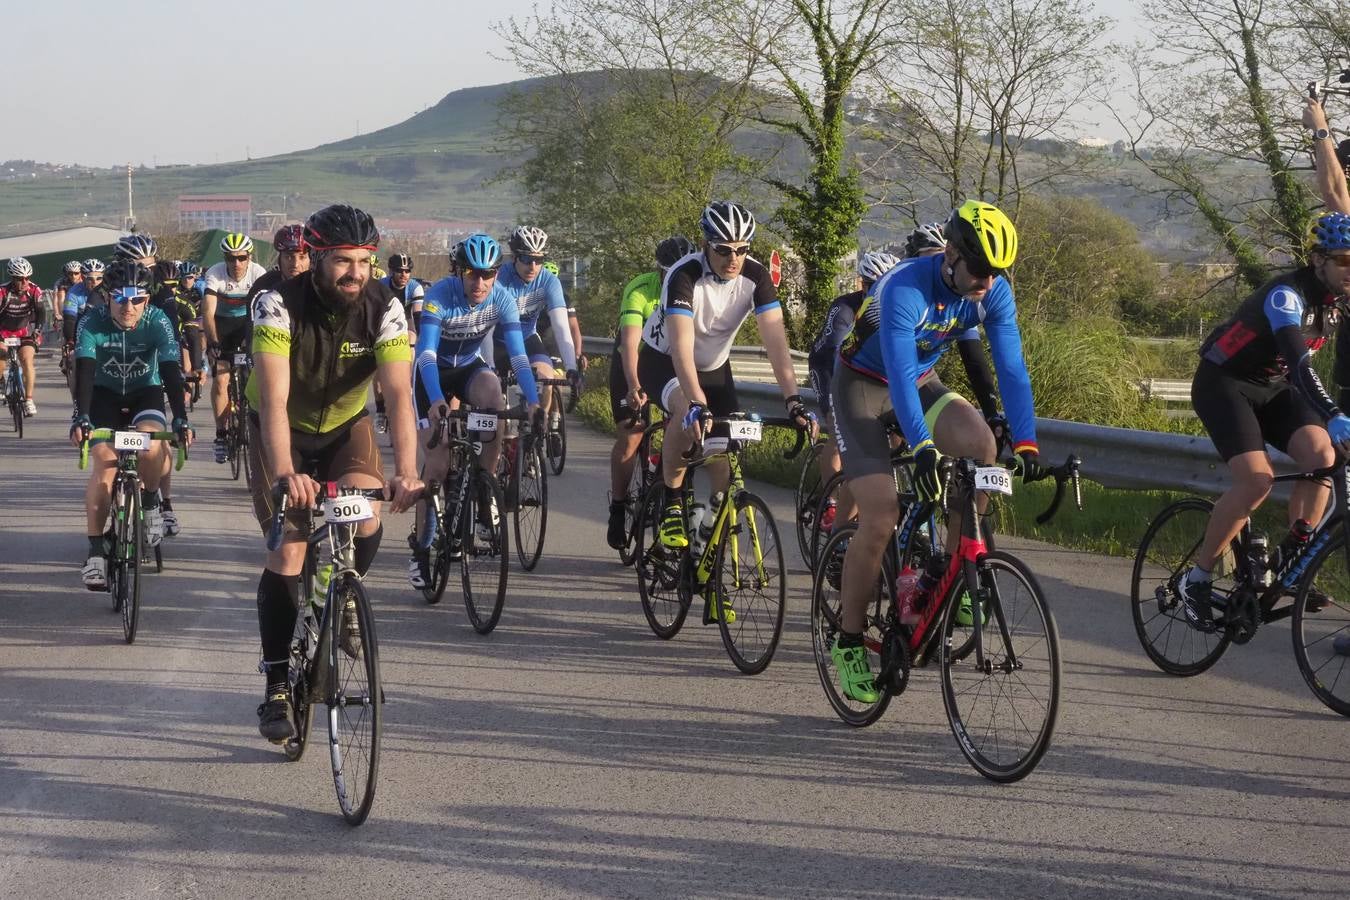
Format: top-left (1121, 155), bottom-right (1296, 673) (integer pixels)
top-left (179, 195), bottom-right (252, 233)
top-left (380, 218), bottom-right (482, 252)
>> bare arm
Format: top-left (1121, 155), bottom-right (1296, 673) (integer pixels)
top-left (568, 313), bottom-right (585, 369)
top-left (253, 352), bottom-right (294, 480)
top-left (375, 360), bottom-right (418, 480)
top-left (756, 307), bottom-right (801, 400)
top-left (1306, 96), bottom-right (1350, 214)
top-left (620, 324), bottom-right (644, 393)
top-left (201, 292), bottom-right (219, 344)
top-left (667, 314), bottom-right (705, 407)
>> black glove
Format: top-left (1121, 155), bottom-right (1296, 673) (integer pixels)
top-left (1013, 448), bottom-right (1047, 484)
top-left (785, 394), bottom-right (815, 430)
top-left (71, 414), bottom-right (93, 444)
top-left (171, 417), bottom-right (193, 446)
top-left (566, 369), bottom-right (582, 411)
top-left (913, 445), bottom-right (943, 503)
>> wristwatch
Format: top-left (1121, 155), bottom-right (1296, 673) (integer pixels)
top-left (1313, 127), bottom-right (1331, 141)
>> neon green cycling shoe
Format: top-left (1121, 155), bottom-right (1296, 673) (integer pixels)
top-left (830, 637), bottom-right (879, 703)
top-left (659, 504), bottom-right (689, 550)
top-left (954, 591), bottom-right (985, 627)
top-left (704, 595), bottom-right (736, 625)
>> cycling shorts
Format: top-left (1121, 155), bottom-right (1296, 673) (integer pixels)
top-left (494, 333), bottom-right (550, 376)
top-left (213, 316), bottom-right (250, 366)
top-left (1191, 361), bottom-right (1322, 461)
top-left (608, 349), bottom-right (642, 425)
top-left (246, 412), bottom-right (383, 536)
top-left (636, 343), bottom-right (739, 419)
top-left (89, 385), bottom-right (167, 439)
top-left (414, 359), bottom-right (493, 424)
top-left (0, 328), bottom-right (39, 350)
top-left (832, 365), bottom-right (959, 479)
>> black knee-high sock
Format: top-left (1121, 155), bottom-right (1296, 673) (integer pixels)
top-left (257, 568), bottom-right (299, 690)
top-left (354, 524), bottom-right (383, 577)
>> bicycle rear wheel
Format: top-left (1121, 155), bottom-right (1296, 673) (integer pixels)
top-left (618, 440), bottom-right (652, 567)
top-left (636, 483), bottom-right (691, 638)
top-left (940, 550), bottom-right (1059, 783)
top-left (1130, 498), bottom-right (1232, 675)
top-left (794, 440), bottom-right (824, 564)
top-left (513, 433), bottom-right (548, 571)
top-left (810, 526), bottom-right (893, 726)
top-left (461, 469), bottom-right (508, 634)
top-left (284, 612), bottom-right (319, 762)
top-left (327, 573), bottom-right (381, 825)
top-left (715, 491), bottom-right (786, 674)
top-left (547, 388), bottom-right (567, 475)
top-left (1291, 530), bottom-right (1350, 717)
top-left (808, 471), bottom-right (848, 573)
top-left (240, 413), bottom-right (253, 485)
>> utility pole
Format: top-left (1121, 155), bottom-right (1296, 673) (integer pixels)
top-left (125, 163), bottom-right (135, 231)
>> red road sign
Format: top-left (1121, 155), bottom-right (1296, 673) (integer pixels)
top-left (769, 249), bottom-right (782, 287)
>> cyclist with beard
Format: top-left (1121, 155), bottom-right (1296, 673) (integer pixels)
top-left (246, 204), bottom-right (421, 743)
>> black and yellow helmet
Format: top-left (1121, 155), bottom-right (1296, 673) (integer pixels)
top-left (945, 200), bottom-right (1018, 272)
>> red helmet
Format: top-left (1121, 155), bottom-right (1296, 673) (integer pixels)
top-left (273, 224), bottom-right (305, 252)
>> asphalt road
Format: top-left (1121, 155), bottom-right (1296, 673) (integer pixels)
top-left (1, 367), bottom-right (1346, 899)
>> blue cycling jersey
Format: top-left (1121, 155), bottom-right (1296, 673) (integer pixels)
top-left (495, 264), bottom-right (566, 336)
top-left (414, 276), bottom-right (539, 406)
top-left (62, 282), bottom-right (100, 319)
top-left (841, 254), bottom-right (1037, 455)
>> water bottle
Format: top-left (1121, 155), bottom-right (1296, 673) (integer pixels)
top-left (896, 567), bottom-right (920, 625)
top-left (505, 383), bottom-right (521, 438)
top-left (1249, 533), bottom-right (1271, 587)
top-left (686, 501), bottom-right (705, 553)
top-left (697, 492), bottom-right (723, 550)
top-left (309, 545), bottom-right (334, 611)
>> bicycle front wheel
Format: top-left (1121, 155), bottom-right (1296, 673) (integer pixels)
top-left (808, 471), bottom-right (848, 573)
top-left (328, 573), bottom-right (381, 825)
top-left (461, 469), bottom-right (508, 634)
top-left (547, 388), bottom-right (567, 475)
top-left (940, 550), bottom-right (1059, 783)
top-left (120, 485), bottom-right (142, 644)
top-left (228, 405), bottom-right (243, 482)
top-left (1291, 530), bottom-right (1350, 717)
top-left (1130, 498), bottom-right (1232, 675)
top-left (715, 491), bottom-right (786, 674)
top-left (513, 434), bottom-right (548, 571)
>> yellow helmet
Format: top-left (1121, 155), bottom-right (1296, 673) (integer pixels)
top-left (945, 200), bottom-right (1017, 272)
top-left (220, 232), bottom-right (253, 255)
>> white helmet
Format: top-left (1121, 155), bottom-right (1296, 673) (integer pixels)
top-left (857, 250), bottom-right (900, 283)
top-left (7, 257), bottom-right (33, 279)
top-left (508, 225), bottom-right (549, 256)
top-left (700, 201), bottom-right (756, 243)
top-left (82, 259), bottom-right (106, 275)
top-left (64, 260), bottom-right (83, 274)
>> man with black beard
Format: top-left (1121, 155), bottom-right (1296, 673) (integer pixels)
top-left (244, 203), bottom-right (422, 743)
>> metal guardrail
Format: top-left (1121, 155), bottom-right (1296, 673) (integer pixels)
top-left (583, 337), bottom-right (1295, 496)
top-left (1138, 378), bottom-right (1190, 403)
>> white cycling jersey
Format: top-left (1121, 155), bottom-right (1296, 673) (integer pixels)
top-left (641, 252), bottom-right (779, 371)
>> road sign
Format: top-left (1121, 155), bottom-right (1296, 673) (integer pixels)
top-left (769, 249), bottom-right (782, 287)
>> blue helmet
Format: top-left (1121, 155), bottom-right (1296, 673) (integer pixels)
top-left (456, 233), bottom-right (501, 271)
top-left (1312, 212), bottom-right (1350, 253)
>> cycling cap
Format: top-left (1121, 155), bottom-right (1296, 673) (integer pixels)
top-left (656, 235), bottom-right (697, 268)
top-left (700, 201), bottom-right (756, 243)
top-left (903, 222), bottom-right (947, 258)
top-left (945, 201), bottom-right (1017, 271)
top-left (388, 253), bottom-right (413, 271)
top-left (115, 233), bottom-right (158, 261)
top-left (509, 225), bottom-right (549, 256)
top-left (1311, 212), bottom-right (1350, 253)
top-left (857, 250), bottom-right (900, 283)
top-left (272, 224), bottom-right (305, 253)
top-left (221, 232), bottom-right (254, 254)
top-left (456, 234), bottom-right (501, 271)
top-left (6, 257), bottom-right (33, 279)
top-left (303, 204), bottom-right (379, 254)
top-left (64, 260), bottom-right (83, 274)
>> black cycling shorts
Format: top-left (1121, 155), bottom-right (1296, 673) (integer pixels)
top-left (414, 359), bottom-right (493, 425)
top-left (213, 316), bottom-right (250, 365)
top-left (89, 385), bottom-right (167, 437)
top-left (609, 349), bottom-right (641, 424)
top-left (636, 343), bottom-right (739, 418)
top-left (1192, 361), bottom-right (1322, 461)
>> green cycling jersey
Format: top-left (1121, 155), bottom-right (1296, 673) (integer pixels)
top-left (615, 270), bottom-right (662, 345)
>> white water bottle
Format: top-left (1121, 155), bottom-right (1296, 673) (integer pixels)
top-left (686, 501), bottom-right (705, 553)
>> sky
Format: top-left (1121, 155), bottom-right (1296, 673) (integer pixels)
top-left (10, 0), bottom-right (1149, 168)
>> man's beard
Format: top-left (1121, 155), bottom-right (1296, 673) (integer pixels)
top-left (314, 270), bottom-right (366, 310)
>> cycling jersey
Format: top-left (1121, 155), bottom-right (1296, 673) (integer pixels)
top-left (74, 305), bottom-right (179, 394)
top-left (204, 260), bottom-right (269, 319)
top-left (172, 285), bottom-right (202, 327)
top-left (494, 264), bottom-right (576, 369)
top-left (642, 252), bottom-right (779, 371)
top-left (415, 276), bottom-right (539, 406)
top-left (149, 285), bottom-right (182, 337)
top-left (1201, 266), bottom-right (1341, 420)
top-left (0, 282), bottom-right (43, 333)
top-left (808, 289), bottom-right (867, 414)
top-left (615, 271), bottom-right (662, 343)
top-left (380, 275), bottom-right (425, 319)
top-left (246, 274), bottom-right (412, 435)
top-left (841, 253), bottom-right (1036, 455)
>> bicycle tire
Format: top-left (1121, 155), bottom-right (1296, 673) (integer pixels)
top-left (109, 486), bottom-right (127, 613)
top-left (715, 491), bottom-right (786, 674)
top-left (547, 387), bottom-right (567, 475)
top-left (423, 487), bottom-right (452, 605)
top-left (808, 471), bottom-right (848, 573)
top-left (636, 482), bottom-right (691, 638)
top-left (1291, 530), bottom-right (1350, 717)
top-left (12, 396), bottom-right (22, 437)
top-left (461, 469), bottom-right (508, 634)
top-left (121, 485), bottom-right (142, 644)
top-left (1130, 497), bottom-right (1232, 676)
top-left (794, 439), bottom-right (824, 564)
top-left (513, 433), bottom-right (548, 571)
top-left (327, 573), bottom-right (381, 825)
top-left (228, 407), bottom-right (243, 481)
top-left (810, 525), bottom-right (893, 726)
top-left (284, 611), bottom-right (319, 762)
top-left (241, 415), bottom-right (253, 486)
top-left (618, 437), bottom-right (652, 567)
top-left (939, 550), bottom-right (1059, 782)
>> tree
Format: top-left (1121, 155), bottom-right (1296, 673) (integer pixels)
top-left (1115, 0), bottom-right (1345, 290)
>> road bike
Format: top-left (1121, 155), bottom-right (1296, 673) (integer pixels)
top-left (223, 352), bottom-right (251, 481)
top-left (78, 428), bottom-right (187, 644)
top-left (811, 451), bottom-right (1081, 782)
top-left (4, 335), bottom-right (26, 437)
top-left (543, 368), bottom-right (572, 476)
top-left (1132, 460), bottom-right (1350, 717)
top-left (634, 414), bottom-right (806, 674)
top-left (267, 480), bottom-right (389, 826)
top-left (615, 407), bottom-right (667, 567)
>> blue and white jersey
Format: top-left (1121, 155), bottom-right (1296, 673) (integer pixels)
top-left (414, 276), bottom-right (538, 405)
top-left (840, 253), bottom-right (1036, 456)
top-left (495, 264), bottom-right (567, 337)
top-left (62, 281), bottom-right (102, 320)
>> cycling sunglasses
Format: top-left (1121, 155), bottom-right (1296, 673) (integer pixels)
top-left (112, 287), bottom-right (149, 304)
top-left (710, 243), bottom-right (751, 258)
top-left (465, 267), bottom-right (499, 280)
top-left (960, 252), bottom-right (1003, 279)
top-left (516, 255), bottom-right (545, 265)
top-left (1323, 252), bottom-right (1350, 267)
top-left (225, 254), bottom-right (250, 263)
